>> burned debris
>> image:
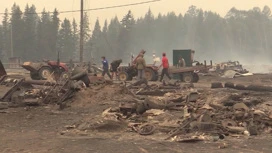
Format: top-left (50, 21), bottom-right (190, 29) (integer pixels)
top-left (58, 77), bottom-right (272, 145)
top-left (0, 60), bottom-right (91, 109)
top-left (0, 74), bottom-right (85, 108)
top-left (1, 51), bottom-right (271, 147)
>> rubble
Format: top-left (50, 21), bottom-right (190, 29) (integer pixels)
top-left (2, 57), bottom-right (272, 147)
top-left (0, 64), bottom-right (93, 109)
top-left (58, 80), bottom-right (272, 142)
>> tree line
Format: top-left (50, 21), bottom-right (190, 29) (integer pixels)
top-left (0, 4), bottom-right (272, 64)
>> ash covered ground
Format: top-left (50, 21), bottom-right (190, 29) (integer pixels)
top-left (1, 72), bottom-right (272, 153)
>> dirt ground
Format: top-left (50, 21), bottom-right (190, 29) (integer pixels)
top-left (1, 73), bottom-right (272, 153)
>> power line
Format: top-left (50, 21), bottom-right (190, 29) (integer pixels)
top-left (0, 0), bottom-right (161, 15)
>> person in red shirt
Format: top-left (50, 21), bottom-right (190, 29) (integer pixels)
top-left (158, 52), bottom-right (171, 81)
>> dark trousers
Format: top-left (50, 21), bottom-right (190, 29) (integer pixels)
top-left (160, 68), bottom-right (171, 81)
top-left (102, 69), bottom-right (112, 79)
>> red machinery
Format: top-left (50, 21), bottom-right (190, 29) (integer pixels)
top-left (22, 60), bottom-right (69, 80)
top-left (118, 50), bottom-right (159, 81)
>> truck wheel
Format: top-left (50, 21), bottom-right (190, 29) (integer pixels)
top-left (30, 72), bottom-right (40, 80)
top-left (182, 73), bottom-right (193, 83)
top-left (39, 67), bottom-right (53, 80)
top-left (145, 68), bottom-right (156, 81)
top-left (192, 73), bottom-right (199, 83)
top-left (118, 71), bottom-right (129, 81)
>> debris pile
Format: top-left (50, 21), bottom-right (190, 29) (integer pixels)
top-left (0, 65), bottom-right (99, 109)
top-left (0, 74), bottom-right (85, 108)
top-left (59, 79), bottom-right (272, 143)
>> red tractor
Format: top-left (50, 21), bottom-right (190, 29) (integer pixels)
top-left (22, 60), bottom-right (69, 80)
top-left (118, 50), bottom-right (159, 81)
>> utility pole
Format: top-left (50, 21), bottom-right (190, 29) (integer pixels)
top-left (79, 0), bottom-right (84, 63)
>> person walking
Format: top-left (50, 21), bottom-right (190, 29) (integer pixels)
top-left (136, 53), bottom-right (146, 80)
top-left (101, 56), bottom-right (112, 79)
top-left (159, 52), bottom-right (171, 81)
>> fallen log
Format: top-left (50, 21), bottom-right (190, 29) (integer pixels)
top-left (170, 96), bottom-right (186, 102)
top-left (182, 83), bottom-right (194, 89)
top-left (226, 126), bottom-right (246, 133)
top-left (136, 90), bottom-right (167, 96)
top-left (246, 85), bottom-right (272, 92)
top-left (211, 82), bottom-right (223, 88)
top-left (158, 86), bottom-right (181, 90)
top-left (234, 84), bottom-right (246, 90)
top-left (224, 82), bottom-right (235, 88)
top-left (129, 86), bottom-right (143, 89)
top-left (23, 98), bottom-right (40, 106)
top-left (230, 84), bottom-right (272, 92)
top-left (24, 80), bottom-right (60, 86)
top-left (163, 80), bottom-right (179, 86)
top-left (128, 79), bottom-right (148, 88)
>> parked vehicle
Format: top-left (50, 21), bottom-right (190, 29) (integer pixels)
top-left (118, 50), bottom-right (159, 81)
top-left (215, 61), bottom-right (248, 74)
top-left (22, 60), bottom-right (69, 80)
top-left (169, 49), bottom-right (212, 83)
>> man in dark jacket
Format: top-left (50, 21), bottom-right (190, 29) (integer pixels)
top-left (101, 56), bottom-right (112, 79)
top-left (110, 59), bottom-right (122, 80)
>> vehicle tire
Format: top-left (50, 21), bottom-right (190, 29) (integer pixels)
top-left (60, 71), bottom-right (69, 80)
top-left (118, 71), bottom-right (129, 81)
top-left (145, 68), bottom-right (156, 81)
top-left (192, 73), bottom-right (199, 83)
top-left (30, 72), bottom-right (40, 80)
top-left (39, 67), bottom-right (53, 80)
top-left (182, 73), bottom-right (194, 83)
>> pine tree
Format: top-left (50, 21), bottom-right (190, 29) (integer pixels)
top-left (107, 16), bottom-right (121, 60)
top-left (82, 12), bottom-right (91, 61)
top-left (58, 18), bottom-right (74, 61)
top-left (23, 4), bottom-right (38, 60)
top-left (101, 19), bottom-right (113, 59)
top-left (50, 8), bottom-right (60, 59)
top-left (10, 3), bottom-right (24, 58)
top-left (88, 18), bottom-right (101, 59)
top-left (1, 9), bottom-right (10, 61)
top-left (118, 10), bottom-right (135, 60)
top-left (72, 19), bottom-right (79, 60)
top-left (37, 9), bottom-right (51, 59)
top-left (0, 25), bottom-right (4, 60)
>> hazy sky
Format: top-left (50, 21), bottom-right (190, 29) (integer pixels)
top-left (1, 0), bottom-right (272, 28)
